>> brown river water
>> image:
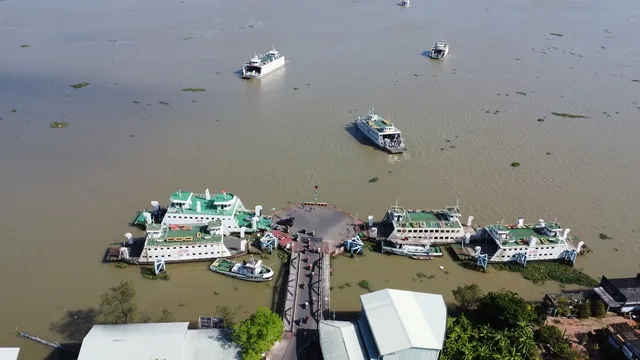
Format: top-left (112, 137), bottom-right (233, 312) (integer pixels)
top-left (1, 0), bottom-right (640, 358)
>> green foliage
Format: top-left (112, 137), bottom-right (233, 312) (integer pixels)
top-left (491, 261), bottom-right (598, 286)
top-left (452, 284), bottom-right (484, 311)
top-left (50, 121), bottom-right (69, 128)
top-left (70, 82), bottom-right (90, 89)
top-left (215, 305), bottom-right (238, 329)
top-left (591, 299), bottom-right (607, 318)
top-left (475, 290), bottom-right (534, 330)
top-left (535, 325), bottom-right (586, 360)
top-left (156, 308), bottom-right (175, 323)
top-left (440, 314), bottom-right (538, 360)
top-left (358, 280), bottom-right (371, 292)
top-left (232, 307), bottom-right (283, 360)
top-left (96, 281), bottom-right (137, 324)
top-left (577, 301), bottom-right (591, 319)
top-left (511, 161), bottom-right (521, 167)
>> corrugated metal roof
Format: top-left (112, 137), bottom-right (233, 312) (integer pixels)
top-left (78, 322), bottom-right (190, 360)
top-left (319, 321), bottom-right (367, 360)
top-left (360, 289), bottom-right (446, 355)
top-left (0, 348), bottom-right (20, 360)
top-left (182, 329), bottom-right (241, 360)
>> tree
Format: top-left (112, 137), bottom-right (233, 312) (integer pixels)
top-left (215, 305), bottom-right (238, 329)
top-left (577, 301), bottom-right (591, 319)
top-left (232, 307), bottom-right (283, 360)
top-left (591, 299), bottom-right (607, 318)
top-left (474, 290), bottom-right (533, 330)
top-left (157, 308), bottom-right (176, 323)
top-left (452, 284), bottom-right (484, 311)
top-left (96, 281), bottom-right (137, 324)
top-left (535, 324), bottom-right (564, 348)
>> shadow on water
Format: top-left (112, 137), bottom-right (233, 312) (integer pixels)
top-left (295, 329), bottom-right (322, 360)
top-left (344, 123), bottom-right (379, 150)
top-left (49, 308), bottom-right (96, 343)
top-left (271, 255), bottom-right (290, 314)
top-left (43, 344), bottom-right (81, 360)
top-left (421, 50), bottom-right (432, 58)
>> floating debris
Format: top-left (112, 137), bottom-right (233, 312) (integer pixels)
top-left (632, 79), bottom-right (640, 83)
top-left (510, 162), bottom-right (521, 168)
top-left (549, 33), bottom-right (564, 37)
top-left (551, 112), bottom-right (588, 119)
top-left (49, 122), bottom-right (69, 129)
top-left (20, 44), bottom-right (30, 48)
top-left (158, 101), bottom-right (170, 105)
top-left (133, 101), bottom-right (140, 104)
top-left (182, 88), bottom-right (206, 92)
top-left (70, 82), bottom-right (90, 89)
top-left (515, 91), bottom-right (527, 96)
top-left (599, 233), bottom-right (611, 240)
top-left (11, 109), bottom-right (17, 113)
top-left (368, 177), bottom-right (379, 183)
top-left (537, 118), bottom-right (545, 122)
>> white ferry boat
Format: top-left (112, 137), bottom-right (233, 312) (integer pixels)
top-left (354, 109), bottom-right (406, 153)
top-left (430, 41), bottom-right (449, 59)
top-left (133, 189), bottom-right (272, 234)
top-left (108, 220), bottom-right (248, 264)
top-left (400, 0), bottom-right (410, 7)
top-left (456, 217), bottom-right (586, 265)
top-left (210, 257), bottom-right (274, 282)
top-left (374, 203), bottom-right (475, 257)
top-left (242, 47), bottom-right (285, 79)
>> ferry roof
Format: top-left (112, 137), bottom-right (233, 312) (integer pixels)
top-left (398, 210), bottom-right (461, 229)
top-left (168, 191), bottom-right (238, 216)
top-left (363, 114), bottom-right (401, 134)
top-left (487, 223), bottom-right (567, 247)
top-left (146, 224), bottom-right (223, 246)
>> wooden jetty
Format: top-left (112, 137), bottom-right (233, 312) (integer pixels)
top-left (16, 328), bottom-right (62, 349)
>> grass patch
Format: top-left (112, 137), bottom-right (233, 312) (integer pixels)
top-left (511, 162), bottom-right (520, 167)
top-left (550, 33), bottom-right (564, 37)
top-left (358, 280), bottom-right (372, 292)
top-left (182, 88), bottom-right (206, 92)
top-left (114, 262), bottom-right (128, 269)
top-left (368, 177), bottom-right (379, 183)
top-left (551, 112), bottom-right (587, 119)
top-left (599, 233), bottom-right (611, 240)
top-left (49, 121), bottom-right (69, 128)
top-left (20, 44), bottom-right (30, 48)
top-left (70, 82), bottom-right (90, 89)
top-left (491, 261), bottom-right (597, 286)
top-left (141, 267), bottom-right (170, 280)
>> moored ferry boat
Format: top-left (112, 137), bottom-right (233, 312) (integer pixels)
top-left (242, 47), bottom-right (285, 79)
top-left (374, 203), bottom-right (475, 257)
top-left (107, 220), bottom-right (248, 264)
top-left (209, 257), bottom-right (274, 282)
top-left (456, 217), bottom-right (586, 265)
top-left (132, 189), bottom-right (272, 234)
top-left (354, 109), bottom-right (406, 153)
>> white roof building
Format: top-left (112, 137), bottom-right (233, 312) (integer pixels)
top-left (320, 289), bottom-right (447, 360)
top-left (0, 348), bottom-right (20, 360)
top-left (77, 322), bottom-right (241, 360)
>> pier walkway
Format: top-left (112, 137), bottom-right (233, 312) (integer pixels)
top-left (277, 202), bottom-right (359, 333)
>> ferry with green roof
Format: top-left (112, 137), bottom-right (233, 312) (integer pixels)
top-left (132, 188), bottom-right (272, 234)
top-left (459, 217), bottom-right (586, 264)
top-left (376, 203), bottom-right (476, 257)
top-left (242, 47), bottom-right (285, 79)
top-left (354, 109), bottom-right (406, 153)
top-left (108, 219), bottom-right (248, 264)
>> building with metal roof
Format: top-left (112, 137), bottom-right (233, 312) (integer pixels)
top-left (76, 322), bottom-right (241, 360)
top-left (319, 289), bottom-right (447, 360)
top-left (595, 274), bottom-right (640, 313)
top-left (0, 348), bottom-right (20, 360)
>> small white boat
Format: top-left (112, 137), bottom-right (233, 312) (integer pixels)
top-left (430, 41), bottom-right (449, 59)
top-left (400, 0), bottom-right (410, 7)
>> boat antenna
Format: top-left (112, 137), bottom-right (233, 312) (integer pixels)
top-left (395, 198), bottom-right (399, 207)
top-left (455, 198), bottom-right (459, 210)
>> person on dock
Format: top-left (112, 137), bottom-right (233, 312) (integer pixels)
top-left (304, 301), bottom-right (309, 308)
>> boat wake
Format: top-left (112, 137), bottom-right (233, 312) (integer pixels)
top-left (387, 152), bottom-right (410, 163)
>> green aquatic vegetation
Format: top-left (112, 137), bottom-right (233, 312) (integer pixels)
top-left (491, 261), bottom-right (598, 286)
top-left (114, 262), bottom-right (128, 269)
top-left (70, 82), bottom-right (90, 89)
top-left (158, 101), bottom-right (169, 105)
top-left (50, 121), bottom-right (69, 128)
top-left (599, 233), bottom-right (611, 240)
top-left (515, 91), bottom-right (527, 96)
top-left (511, 162), bottom-right (520, 167)
top-left (182, 88), bottom-right (206, 92)
top-left (20, 44), bottom-right (30, 48)
top-left (358, 280), bottom-right (371, 292)
top-left (549, 33), bottom-right (564, 37)
top-left (368, 177), bottom-right (379, 183)
top-left (551, 112), bottom-right (587, 119)
top-left (140, 267), bottom-right (170, 280)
